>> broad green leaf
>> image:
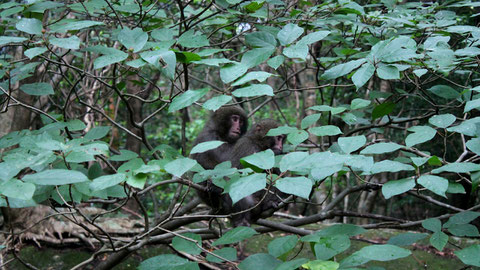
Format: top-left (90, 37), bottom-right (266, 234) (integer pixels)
top-left (241, 47), bottom-right (274, 68)
top-left (283, 43), bottom-right (308, 60)
top-left (16, 18), bottom-right (42, 35)
top-left (91, 47), bottom-right (128, 69)
top-left (241, 150), bottom-right (275, 170)
top-left (172, 233), bottom-right (202, 255)
top-left (455, 245), bottom-right (480, 267)
top-left (24, 47), bottom-right (47, 59)
top-left (238, 253), bottom-right (281, 270)
top-left (360, 142), bottom-right (403, 154)
top-left (429, 114), bottom-right (456, 128)
top-left (26, 1), bottom-right (64, 12)
top-left (315, 224), bottom-right (366, 237)
top-left (0, 179), bottom-right (35, 200)
top-left (279, 152), bottom-right (309, 172)
top-left (267, 126), bottom-right (297, 136)
top-left (110, 149), bottom-right (138, 161)
top-left (382, 178), bottom-right (415, 199)
top-left (278, 24), bottom-right (303, 45)
top-left (301, 113), bottom-right (321, 129)
top-left (206, 247), bottom-right (237, 263)
top-left (178, 30), bottom-right (209, 48)
top-left (405, 125), bottom-right (437, 147)
top-left (50, 20), bottom-right (104, 32)
top-left (427, 85), bottom-right (460, 99)
top-left (321, 59), bottom-right (366, 80)
top-left (0, 36), bottom-right (27, 46)
top-left (371, 160), bottom-right (414, 174)
top-left (118, 27), bottom-right (148, 52)
top-left (202, 95), bottom-right (232, 111)
top-left (372, 102), bottom-right (395, 120)
top-left (287, 130), bottom-right (309, 146)
top-left (232, 84), bottom-right (274, 97)
top-left (447, 182), bottom-right (466, 194)
top-left (302, 260), bottom-right (339, 270)
top-left (168, 88), bottom-right (209, 112)
top-left (432, 162), bottom-right (480, 174)
top-left (430, 231), bottom-right (448, 251)
top-left (448, 224), bottom-right (479, 237)
top-left (414, 69), bottom-right (428, 77)
top-left (350, 98), bottom-right (371, 110)
top-left (465, 98), bottom-right (480, 113)
top-left (220, 62), bottom-right (248, 84)
top-left (314, 234), bottom-right (351, 260)
top-left (309, 105), bottom-right (346, 115)
top-left (90, 173), bottom-right (126, 191)
top-left (355, 244), bottom-right (411, 261)
top-left (352, 62), bottom-right (375, 89)
top-left (344, 155), bottom-right (374, 172)
top-left (275, 258), bottom-right (309, 270)
top-left (84, 126), bottom-right (111, 140)
top-left (455, 47), bottom-right (480, 57)
top-left (447, 117), bottom-right (480, 136)
top-left (19, 83), bottom-right (54, 96)
top-left (298, 30), bottom-right (330, 45)
top-left (387, 233), bottom-right (428, 246)
top-left (66, 143), bottom-right (109, 163)
top-left (126, 59), bottom-right (146, 68)
top-left (213, 226), bottom-right (258, 246)
top-left (311, 164), bottom-right (343, 182)
top-left (309, 125), bottom-right (342, 136)
top-left (137, 254), bottom-right (196, 270)
top-left (176, 51), bottom-right (201, 64)
top-left (245, 31), bottom-right (276, 48)
top-left (275, 177), bottom-right (312, 199)
top-left (229, 174), bottom-right (266, 204)
top-left (66, 119), bottom-right (86, 131)
top-left (1, 6), bottom-right (23, 18)
top-left (151, 28), bottom-right (174, 41)
top-left (444, 211), bottom-right (480, 227)
top-left (376, 64), bottom-right (400, 80)
top-left (23, 169), bottom-right (88, 185)
top-left (140, 48), bottom-right (176, 78)
top-left (418, 175), bottom-right (448, 197)
top-left (267, 55), bottom-right (284, 69)
top-left (338, 136), bottom-right (366, 154)
top-left (232, 71), bottom-right (274, 86)
top-left (50, 36), bottom-right (81, 50)
top-left (165, 158), bottom-right (197, 177)
top-left (190, 141), bottom-right (225, 154)
top-left (268, 235), bottom-right (298, 258)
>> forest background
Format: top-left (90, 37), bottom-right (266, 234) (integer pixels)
top-left (0, 0), bottom-right (479, 269)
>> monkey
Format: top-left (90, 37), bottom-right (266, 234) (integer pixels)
top-left (190, 106), bottom-right (248, 211)
top-left (224, 119), bottom-right (287, 227)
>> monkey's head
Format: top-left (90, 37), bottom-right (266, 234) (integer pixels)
top-left (250, 119), bottom-right (285, 155)
top-left (212, 106), bottom-right (248, 143)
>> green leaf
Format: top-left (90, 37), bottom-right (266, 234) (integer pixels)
top-left (190, 141), bottom-right (225, 154)
top-left (321, 59), bottom-right (366, 80)
top-left (352, 62), bottom-right (375, 89)
top-left (0, 179), bottom-right (35, 200)
top-left (241, 150), bottom-right (275, 170)
top-left (16, 18), bottom-right (42, 35)
top-left (268, 235), bottom-right (298, 258)
top-left (88, 46), bottom-right (128, 69)
top-left (405, 125), bottom-right (437, 147)
top-left (232, 84), bottom-right (274, 97)
top-left (309, 125), bottom-right (342, 136)
top-left (298, 30), bottom-right (330, 45)
top-left (118, 27), bottom-right (148, 52)
top-left (279, 152), bottom-right (309, 172)
top-left (372, 102), bottom-right (395, 120)
top-left (178, 30), bottom-right (209, 48)
top-left (371, 160), bottom-right (414, 174)
top-left (465, 98), bottom-right (480, 113)
top-left (110, 149), bottom-right (138, 161)
top-left (356, 244), bottom-right (411, 261)
top-left (267, 126), bottom-right (297, 136)
top-left (238, 253), bottom-right (281, 270)
top-left (418, 175), bottom-right (448, 197)
top-left (84, 126), bottom-right (111, 140)
top-left (376, 64), bottom-right (400, 80)
top-left (447, 182), bottom-right (466, 194)
top-left (137, 254), bottom-right (197, 270)
top-left (314, 235), bottom-right (351, 260)
top-left (202, 95), bottom-right (232, 111)
top-left (448, 224), bottom-right (479, 237)
top-left (206, 247), bottom-right (237, 263)
top-left (301, 113), bottom-right (321, 129)
top-left (311, 163), bottom-right (343, 182)
top-left (275, 258), bottom-right (309, 270)
top-left (432, 162), bottom-right (480, 174)
top-left (168, 88), bottom-right (209, 113)
top-left (430, 231), bottom-right (448, 251)
top-left (151, 28), bottom-right (174, 41)
top-left (213, 226), bottom-right (258, 246)
top-left (241, 47), bottom-right (275, 68)
top-left (302, 260), bottom-right (339, 270)
top-left (444, 211), bottom-right (480, 228)
top-left (350, 98), bottom-right (371, 110)
top-left (220, 62), bottom-right (248, 84)
top-left (267, 55), bottom-right (284, 69)
top-left (338, 135), bottom-right (366, 154)
top-left (382, 178), bottom-right (415, 199)
top-left (19, 83), bottom-right (54, 96)
top-left (316, 224), bottom-right (366, 237)
top-left (165, 158), bottom-right (197, 177)
top-left (229, 173), bottom-right (266, 204)
top-left (309, 105), bottom-right (346, 115)
top-left (172, 233), bottom-right (202, 255)
top-left (360, 142), bottom-right (403, 154)
top-left (428, 114), bottom-right (456, 128)
top-left (24, 47), bottom-right (47, 59)
top-left (287, 130), bottom-right (309, 146)
top-left (277, 24), bottom-right (303, 45)
top-left (275, 177), bottom-right (312, 199)
top-left (90, 174), bottom-right (126, 191)
top-left (23, 169), bottom-right (88, 185)
top-left (283, 43), bottom-right (308, 60)
top-left (245, 31), bottom-right (277, 48)
top-left (50, 36), bottom-right (81, 50)
top-left (0, 36), bottom-right (27, 46)
top-left (427, 85), bottom-right (460, 99)
top-left (414, 69), bottom-right (428, 77)
top-left (387, 233), bottom-right (428, 246)
top-left (25, 1), bottom-right (64, 12)
top-left (455, 245), bottom-right (480, 267)
top-left (232, 71), bottom-right (274, 86)
top-left (50, 20), bottom-right (104, 33)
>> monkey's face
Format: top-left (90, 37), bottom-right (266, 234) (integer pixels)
top-left (269, 135), bottom-right (285, 155)
top-left (227, 114), bottom-right (244, 140)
